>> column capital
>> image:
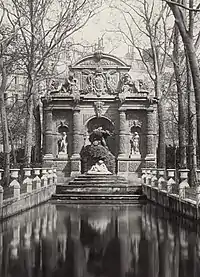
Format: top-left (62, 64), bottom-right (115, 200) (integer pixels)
top-left (73, 105), bottom-right (81, 112)
top-left (146, 106), bottom-right (155, 113)
top-left (118, 107), bottom-right (127, 113)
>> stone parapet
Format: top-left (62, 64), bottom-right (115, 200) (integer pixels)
top-left (142, 167), bottom-right (200, 220)
top-left (0, 167), bottom-right (56, 220)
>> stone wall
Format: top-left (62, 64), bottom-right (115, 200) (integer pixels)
top-left (141, 168), bottom-right (200, 220)
top-left (0, 168), bottom-right (56, 220)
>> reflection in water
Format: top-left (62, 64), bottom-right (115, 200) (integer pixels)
top-left (0, 203), bottom-right (200, 277)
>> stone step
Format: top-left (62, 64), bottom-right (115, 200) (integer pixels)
top-left (56, 188), bottom-right (141, 194)
top-left (68, 180), bottom-right (128, 186)
top-left (52, 194), bottom-right (146, 202)
top-left (57, 184), bottom-right (139, 188)
top-left (74, 174), bottom-right (126, 179)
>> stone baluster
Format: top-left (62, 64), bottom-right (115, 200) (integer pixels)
top-left (41, 168), bottom-right (48, 187)
top-left (33, 168), bottom-right (41, 190)
top-left (118, 108), bottom-right (128, 158)
top-left (157, 169), bottom-right (166, 191)
top-left (151, 169), bottom-right (158, 187)
top-left (179, 169), bottom-right (190, 199)
top-left (146, 107), bottom-right (156, 159)
top-left (43, 108), bottom-right (53, 160)
top-left (71, 106), bottom-right (82, 176)
top-left (167, 169), bottom-right (176, 194)
top-left (23, 168), bottom-right (32, 193)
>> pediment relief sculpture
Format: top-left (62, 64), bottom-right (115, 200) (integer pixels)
top-left (82, 66), bottom-right (119, 96)
top-left (118, 73), bottom-right (138, 94)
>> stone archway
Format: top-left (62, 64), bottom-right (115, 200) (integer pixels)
top-left (86, 116), bottom-right (116, 156)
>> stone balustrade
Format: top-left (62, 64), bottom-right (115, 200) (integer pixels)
top-left (141, 167), bottom-right (200, 220)
top-left (0, 167), bottom-right (56, 220)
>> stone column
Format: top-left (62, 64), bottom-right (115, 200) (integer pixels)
top-left (118, 109), bottom-right (128, 158)
top-left (43, 108), bottom-right (53, 161)
top-left (146, 107), bottom-right (156, 162)
top-left (71, 106), bottom-right (81, 176)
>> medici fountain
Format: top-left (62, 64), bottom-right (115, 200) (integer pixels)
top-left (42, 50), bottom-right (157, 202)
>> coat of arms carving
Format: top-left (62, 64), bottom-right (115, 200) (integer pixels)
top-left (82, 66), bottom-right (119, 96)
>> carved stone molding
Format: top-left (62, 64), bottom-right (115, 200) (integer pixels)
top-left (128, 119), bottom-right (142, 129)
top-left (93, 101), bottom-right (104, 117)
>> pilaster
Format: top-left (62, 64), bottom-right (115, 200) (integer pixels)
top-left (146, 107), bottom-right (156, 166)
top-left (71, 106), bottom-right (81, 176)
top-left (43, 108), bottom-right (53, 163)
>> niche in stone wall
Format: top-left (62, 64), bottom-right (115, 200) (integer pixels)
top-left (129, 124), bottom-right (142, 158)
top-left (57, 123), bottom-right (69, 156)
top-left (86, 116), bottom-right (116, 156)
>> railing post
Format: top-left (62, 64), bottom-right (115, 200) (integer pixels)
top-left (33, 168), bottom-right (41, 190)
top-left (10, 180), bottom-right (21, 200)
top-left (157, 168), bottom-right (166, 191)
top-left (179, 169), bottom-right (190, 199)
top-left (146, 169), bottom-right (152, 186)
top-left (23, 168), bottom-right (32, 193)
top-left (41, 168), bottom-right (48, 187)
top-left (167, 169), bottom-right (176, 194)
top-left (10, 169), bottom-right (20, 180)
top-left (151, 169), bottom-right (157, 187)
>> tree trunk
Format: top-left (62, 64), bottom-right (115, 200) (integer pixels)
top-left (157, 99), bottom-right (166, 168)
top-left (156, 76), bottom-right (166, 168)
top-left (173, 25), bottom-right (187, 168)
top-left (0, 59), bottom-right (10, 186)
top-left (24, 93), bottom-right (34, 165)
top-left (167, 2), bottom-right (200, 160)
top-left (186, 56), bottom-right (197, 186)
top-left (33, 103), bottom-right (42, 163)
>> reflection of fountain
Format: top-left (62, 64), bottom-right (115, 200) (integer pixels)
top-left (88, 218), bottom-right (110, 234)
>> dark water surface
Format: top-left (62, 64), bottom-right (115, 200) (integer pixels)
top-left (0, 202), bottom-right (200, 277)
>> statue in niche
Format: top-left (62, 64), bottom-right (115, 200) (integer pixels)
top-left (87, 160), bottom-right (112, 175)
top-left (130, 132), bottom-right (140, 157)
top-left (120, 73), bottom-right (137, 94)
top-left (60, 72), bottom-right (79, 94)
top-left (58, 132), bottom-right (68, 154)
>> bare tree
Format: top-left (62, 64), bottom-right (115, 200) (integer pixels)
top-left (172, 22), bottom-right (187, 168)
top-left (111, 0), bottom-right (174, 168)
top-left (165, 0), bottom-right (200, 164)
top-left (0, 6), bottom-right (20, 184)
top-left (4, 0), bottom-right (102, 165)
